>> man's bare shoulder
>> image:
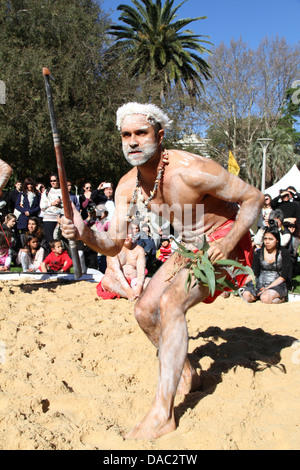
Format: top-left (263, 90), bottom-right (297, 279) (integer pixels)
top-left (168, 150), bottom-right (225, 187)
top-left (115, 168), bottom-right (137, 197)
top-left (118, 167), bottom-right (137, 186)
top-left (133, 244), bottom-right (146, 256)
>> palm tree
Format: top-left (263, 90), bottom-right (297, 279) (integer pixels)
top-left (108, 0), bottom-right (212, 100)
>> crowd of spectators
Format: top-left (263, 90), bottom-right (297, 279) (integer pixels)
top-left (0, 175), bottom-right (116, 274)
top-left (0, 174), bottom-right (176, 276)
top-left (252, 187), bottom-right (300, 270)
top-left (0, 175), bottom-right (299, 303)
top-left (241, 186), bottom-right (300, 304)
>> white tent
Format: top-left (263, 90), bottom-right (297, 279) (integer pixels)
top-left (265, 163), bottom-right (300, 198)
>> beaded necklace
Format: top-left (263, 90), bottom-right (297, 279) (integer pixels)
top-left (126, 148), bottom-right (169, 222)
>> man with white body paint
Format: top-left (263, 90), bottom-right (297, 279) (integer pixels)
top-left (100, 234), bottom-right (150, 300)
top-left (61, 102), bottom-right (264, 440)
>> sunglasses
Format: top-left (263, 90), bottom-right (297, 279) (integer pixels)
top-left (50, 179), bottom-right (57, 182)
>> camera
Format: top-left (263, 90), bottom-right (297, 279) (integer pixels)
top-left (268, 219), bottom-right (278, 228)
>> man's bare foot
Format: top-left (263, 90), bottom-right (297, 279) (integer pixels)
top-left (177, 364), bottom-right (201, 395)
top-left (124, 408), bottom-right (176, 440)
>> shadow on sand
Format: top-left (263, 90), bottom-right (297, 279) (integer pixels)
top-left (175, 326), bottom-right (297, 425)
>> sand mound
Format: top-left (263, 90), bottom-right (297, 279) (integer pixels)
top-left (0, 278), bottom-right (300, 450)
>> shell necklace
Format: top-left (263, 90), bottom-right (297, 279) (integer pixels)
top-left (126, 148), bottom-right (169, 222)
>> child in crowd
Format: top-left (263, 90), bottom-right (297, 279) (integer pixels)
top-left (17, 234), bottom-right (45, 272)
top-left (95, 206), bottom-right (110, 232)
top-left (0, 228), bottom-right (12, 272)
top-left (156, 235), bottom-right (173, 263)
top-left (40, 239), bottom-right (73, 273)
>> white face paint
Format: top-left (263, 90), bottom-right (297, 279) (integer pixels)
top-left (121, 115), bottom-right (161, 167)
top-left (122, 140), bottom-right (158, 167)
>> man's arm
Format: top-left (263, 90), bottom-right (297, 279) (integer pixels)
top-left (0, 159), bottom-right (13, 197)
top-left (61, 183), bottom-right (129, 257)
top-left (195, 160), bottom-right (264, 262)
top-left (132, 246), bottom-right (146, 297)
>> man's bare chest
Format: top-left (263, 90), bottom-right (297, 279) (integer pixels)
top-left (118, 250), bottom-right (138, 267)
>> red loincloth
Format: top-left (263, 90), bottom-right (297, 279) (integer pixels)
top-left (96, 280), bottom-right (121, 299)
top-left (96, 270), bottom-right (148, 300)
top-left (202, 219), bottom-right (253, 304)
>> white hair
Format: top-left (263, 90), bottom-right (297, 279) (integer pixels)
top-left (116, 102), bottom-right (173, 131)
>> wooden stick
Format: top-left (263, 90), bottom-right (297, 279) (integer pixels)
top-left (43, 67), bottom-right (82, 280)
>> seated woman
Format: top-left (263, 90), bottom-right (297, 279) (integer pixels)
top-left (3, 213), bottom-right (21, 266)
top-left (243, 226), bottom-right (292, 304)
top-left (20, 216), bottom-right (50, 256)
top-left (17, 234), bottom-right (45, 273)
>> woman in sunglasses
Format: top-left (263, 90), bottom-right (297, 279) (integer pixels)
top-left (40, 174), bottom-right (63, 242)
top-left (79, 182), bottom-right (93, 220)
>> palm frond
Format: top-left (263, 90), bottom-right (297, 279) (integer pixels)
top-left (107, 0), bottom-right (213, 99)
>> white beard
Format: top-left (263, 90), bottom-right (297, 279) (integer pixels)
top-left (122, 141), bottom-right (158, 167)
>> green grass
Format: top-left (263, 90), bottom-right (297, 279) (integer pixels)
top-left (10, 267), bottom-right (22, 272)
top-left (9, 267), bottom-right (75, 274)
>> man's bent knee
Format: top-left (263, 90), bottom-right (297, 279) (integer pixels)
top-left (159, 289), bottom-right (182, 322)
top-left (134, 297), bottom-right (146, 324)
top-left (134, 296), bottom-right (157, 328)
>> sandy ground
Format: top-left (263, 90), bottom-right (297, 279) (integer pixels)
top-left (0, 277), bottom-right (300, 450)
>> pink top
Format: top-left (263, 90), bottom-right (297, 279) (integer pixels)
top-left (0, 249), bottom-right (11, 268)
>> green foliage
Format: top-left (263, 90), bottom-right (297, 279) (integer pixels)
top-left (108, 0), bottom-right (212, 101)
top-left (277, 86), bottom-right (300, 154)
top-left (174, 238), bottom-right (255, 296)
top-left (0, 0), bottom-right (131, 187)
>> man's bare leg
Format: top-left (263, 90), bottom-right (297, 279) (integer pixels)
top-left (126, 266), bottom-right (209, 440)
top-left (101, 274), bottom-right (131, 299)
top-left (126, 245), bottom-right (244, 439)
top-left (133, 255), bottom-right (203, 395)
top-left (177, 356), bottom-right (202, 395)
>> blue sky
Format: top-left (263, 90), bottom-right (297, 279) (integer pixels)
top-left (101, 0), bottom-right (300, 50)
